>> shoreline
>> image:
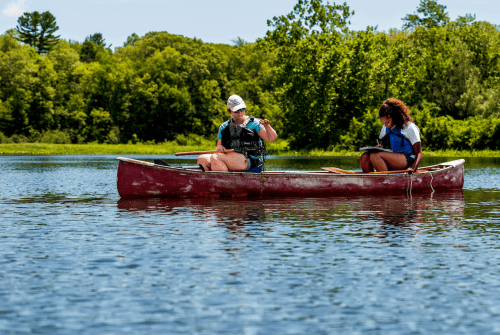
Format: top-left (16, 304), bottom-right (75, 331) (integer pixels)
top-left (1, 143), bottom-right (499, 157)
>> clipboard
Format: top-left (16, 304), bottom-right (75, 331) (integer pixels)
top-left (359, 146), bottom-right (393, 153)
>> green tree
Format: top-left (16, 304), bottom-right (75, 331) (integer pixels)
top-left (88, 107), bottom-right (112, 142)
top-left (38, 12), bottom-right (61, 54)
top-left (453, 14), bottom-right (476, 28)
top-left (123, 33), bottom-right (140, 47)
top-left (230, 37), bottom-right (247, 48)
top-left (86, 32), bottom-right (106, 47)
top-left (14, 12), bottom-right (40, 49)
top-left (0, 34), bottom-right (37, 136)
top-left (49, 41), bottom-right (90, 142)
top-left (15, 11), bottom-right (60, 54)
top-left (80, 33), bottom-right (107, 63)
top-left (402, 0), bottom-right (450, 30)
top-left (264, 0), bottom-right (353, 46)
top-left (261, 0), bottom-right (391, 149)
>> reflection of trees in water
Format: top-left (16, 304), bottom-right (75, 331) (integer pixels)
top-left (260, 192), bottom-right (465, 236)
top-left (117, 190), bottom-right (465, 239)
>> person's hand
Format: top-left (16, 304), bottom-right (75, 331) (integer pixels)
top-left (406, 167), bottom-right (414, 173)
top-left (216, 145), bottom-right (225, 153)
top-left (376, 139), bottom-right (382, 148)
top-left (259, 119), bottom-right (271, 128)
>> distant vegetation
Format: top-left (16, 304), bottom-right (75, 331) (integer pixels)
top-left (1, 0), bottom-right (499, 153)
top-left (2, 141), bottom-right (500, 157)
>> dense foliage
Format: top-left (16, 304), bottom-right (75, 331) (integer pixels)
top-left (1, 0), bottom-right (499, 151)
top-left (260, 0), bottom-right (500, 150)
top-left (0, 29), bottom-right (280, 144)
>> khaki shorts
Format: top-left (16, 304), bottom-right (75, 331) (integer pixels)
top-left (245, 157), bottom-right (252, 170)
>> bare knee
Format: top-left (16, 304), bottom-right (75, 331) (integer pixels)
top-left (370, 152), bottom-right (382, 163)
top-left (370, 152), bottom-right (389, 171)
top-left (197, 154), bottom-right (212, 170)
top-left (360, 152), bottom-right (373, 172)
top-left (360, 153), bottom-right (370, 164)
top-left (210, 153), bottom-right (228, 171)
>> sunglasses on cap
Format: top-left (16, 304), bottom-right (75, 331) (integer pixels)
top-left (232, 108), bottom-right (246, 113)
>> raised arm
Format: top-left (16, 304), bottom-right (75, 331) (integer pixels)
top-left (215, 139), bottom-right (225, 153)
top-left (257, 119), bottom-right (278, 142)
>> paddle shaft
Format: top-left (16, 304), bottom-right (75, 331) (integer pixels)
top-left (175, 149), bottom-right (235, 156)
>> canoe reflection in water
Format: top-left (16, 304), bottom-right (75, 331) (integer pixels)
top-left (367, 191), bottom-right (465, 238)
top-left (118, 197), bottom-right (266, 233)
top-left (117, 190), bottom-right (464, 238)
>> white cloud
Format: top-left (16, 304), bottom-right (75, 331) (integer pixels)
top-left (2, 0), bottom-right (26, 17)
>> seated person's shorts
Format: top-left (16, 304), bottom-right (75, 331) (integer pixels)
top-left (404, 154), bottom-right (416, 168)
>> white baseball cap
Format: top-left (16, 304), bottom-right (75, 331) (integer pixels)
top-left (227, 95), bottom-right (247, 112)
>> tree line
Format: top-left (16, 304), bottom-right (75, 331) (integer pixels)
top-left (1, 0), bottom-right (499, 151)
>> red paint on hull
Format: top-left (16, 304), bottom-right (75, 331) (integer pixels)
top-left (116, 158), bottom-right (464, 198)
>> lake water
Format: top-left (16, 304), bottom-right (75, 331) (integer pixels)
top-left (1, 155), bottom-right (499, 334)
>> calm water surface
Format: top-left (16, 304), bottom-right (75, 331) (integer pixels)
top-left (1, 155), bottom-right (500, 334)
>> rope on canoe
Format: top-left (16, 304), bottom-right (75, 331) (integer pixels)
top-left (406, 172), bottom-right (413, 195)
top-left (406, 170), bottom-right (435, 194)
top-left (260, 173), bottom-right (265, 198)
top-left (427, 171), bottom-right (435, 193)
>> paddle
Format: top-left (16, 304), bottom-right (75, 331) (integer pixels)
top-left (321, 167), bottom-right (356, 174)
top-left (175, 149), bottom-right (235, 156)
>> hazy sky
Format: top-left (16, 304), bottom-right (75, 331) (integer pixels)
top-left (1, 0), bottom-right (499, 49)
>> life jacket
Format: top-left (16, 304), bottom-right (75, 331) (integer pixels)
top-left (220, 116), bottom-right (267, 169)
top-left (381, 127), bottom-right (414, 155)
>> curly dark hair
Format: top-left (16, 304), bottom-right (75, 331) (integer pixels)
top-left (378, 98), bottom-right (413, 129)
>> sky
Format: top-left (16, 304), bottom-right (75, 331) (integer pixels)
top-left (1, 0), bottom-right (499, 49)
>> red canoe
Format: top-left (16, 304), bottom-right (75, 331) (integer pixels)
top-left (116, 157), bottom-right (464, 198)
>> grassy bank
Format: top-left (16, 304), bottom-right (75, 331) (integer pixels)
top-left (1, 141), bottom-right (500, 157)
top-left (0, 140), bottom-right (290, 156)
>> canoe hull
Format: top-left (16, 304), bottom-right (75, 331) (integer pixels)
top-left (116, 158), bottom-right (464, 198)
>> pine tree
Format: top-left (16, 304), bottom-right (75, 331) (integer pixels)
top-left (86, 33), bottom-right (106, 47)
top-left (15, 11), bottom-right (41, 49)
top-left (80, 33), bottom-right (107, 62)
top-left (15, 11), bottom-right (60, 54)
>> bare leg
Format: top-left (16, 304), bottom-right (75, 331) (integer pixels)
top-left (360, 152), bottom-right (374, 172)
top-left (197, 154), bottom-right (213, 171)
top-left (210, 152), bottom-right (248, 172)
top-left (370, 152), bottom-right (408, 172)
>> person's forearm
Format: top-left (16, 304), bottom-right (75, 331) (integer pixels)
top-left (264, 125), bottom-right (277, 142)
top-left (216, 139), bottom-right (225, 152)
top-left (412, 153), bottom-right (423, 170)
top-left (411, 142), bottom-right (422, 171)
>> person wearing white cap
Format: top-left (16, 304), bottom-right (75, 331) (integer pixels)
top-left (197, 94), bottom-right (277, 172)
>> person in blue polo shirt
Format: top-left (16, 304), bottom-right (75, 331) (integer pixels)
top-left (197, 95), bottom-right (277, 172)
